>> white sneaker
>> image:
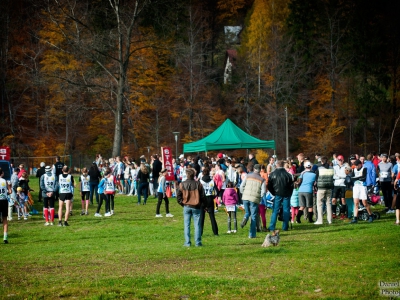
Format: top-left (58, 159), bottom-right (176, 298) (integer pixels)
top-left (387, 209), bottom-right (395, 214)
top-left (156, 214), bottom-right (163, 218)
top-left (50, 222), bottom-right (54, 226)
top-left (44, 222), bottom-right (50, 226)
top-left (166, 213), bottom-right (174, 217)
top-left (314, 221), bottom-right (323, 225)
top-left (94, 213), bottom-right (102, 217)
top-left (111, 210), bottom-right (114, 215)
top-left (104, 212), bottom-right (112, 217)
top-left (232, 230), bottom-right (237, 233)
top-left (24, 217), bottom-right (27, 220)
top-left (227, 230), bottom-right (231, 234)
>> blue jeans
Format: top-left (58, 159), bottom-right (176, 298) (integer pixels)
top-left (137, 182), bottom-right (149, 204)
top-left (89, 182), bottom-right (99, 204)
top-left (268, 195), bottom-right (291, 231)
top-left (153, 177), bottom-right (159, 195)
top-left (183, 206), bottom-right (202, 246)
top-left (242, 200), bottom-right (259, 238)
top-left (129, 180), bottom-right (136, 195)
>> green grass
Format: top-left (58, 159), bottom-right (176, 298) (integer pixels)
top-left (1, 176), bottom-right (399, 299)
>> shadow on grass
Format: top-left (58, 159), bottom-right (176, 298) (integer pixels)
top-left (284, 223), bottom-right (372, 236)
top-left (259, 247), bottom-right (288, 254)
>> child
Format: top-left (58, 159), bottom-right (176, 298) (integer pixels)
top-left (199, 167), bottom-right (219, 236)
top-left (104, 167), bottom-right (115, 216)
top-left (58, 166), bottom-right (75, 226)
top-left (16, 187), bottom-right (27, 220)
top-left (40, 165), bottom-right (58, 225)
top-left (291, 182), bottom-right (300, 223)
top-left (155, 169), bottom-right (173, 218)
top-left (210, 169), bottom-right (219, 212)
top-left (127, 162), bottom-right (137, 196)
top-left (8, 168), bottom-right (20, 221)
top-left (94, 173), bottom-right (108, 217)
top-left (79, 168), bottom-right (90, 215)
top-left (222, 181), bottom-right (238, 233)
top-left (18, 172), bottom-right (33, 219)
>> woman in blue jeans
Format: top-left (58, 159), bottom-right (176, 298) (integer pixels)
top-left (88, 162), bottom-right (102, 204)
top-left (137, 163), bottom-right (150, 205)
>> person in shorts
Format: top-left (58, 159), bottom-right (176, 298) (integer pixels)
top-left (0, 168), bottom-right (12, 243)
top-left (351, 160), bottom-right (373, 223)
top-left (58, 166), bottom-right (75, 226)
top-left (79, 168), bottom-right (90, 215)
top-left (40, 166), bottom-right (58, 225)
top-left (332, 155), bottom-right (347, 219)
top-left (296, 161), bottom-right (316, 223)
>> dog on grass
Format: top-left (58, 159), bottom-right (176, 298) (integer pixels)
top-left (261, 230), bottom-right (280, 247)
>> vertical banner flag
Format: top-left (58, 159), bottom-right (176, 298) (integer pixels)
top-left (0, 146), bottom-right (10, 160)
top-left (161, 147), bottom-right (175, 181)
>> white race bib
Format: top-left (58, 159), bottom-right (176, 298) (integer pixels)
top-left (380, 171), bottom-right (389, 179)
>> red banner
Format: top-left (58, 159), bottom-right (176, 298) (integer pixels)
top-left (0, 146), bottom-right (10, 161)
top-left (161, 147), bottom-right (175, 181)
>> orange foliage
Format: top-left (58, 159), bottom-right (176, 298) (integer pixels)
top-left (299, 76), bottom-right (345, 155)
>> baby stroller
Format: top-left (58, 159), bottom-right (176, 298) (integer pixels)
top-left (357, 184), bottom-right (381, 221)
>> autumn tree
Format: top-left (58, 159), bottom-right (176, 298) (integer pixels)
top-left (173, 3), bottom-right (216, 142)
top-left (298, 76), bottom-right (345, 154)
top-left (37, 0), bottom-right (157, 157)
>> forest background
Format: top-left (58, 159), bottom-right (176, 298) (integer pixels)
top-left (1, 0), bottom-right (399, 162)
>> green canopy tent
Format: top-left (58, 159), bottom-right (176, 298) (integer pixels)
top-left (183, 119), bottom-right (275, 153)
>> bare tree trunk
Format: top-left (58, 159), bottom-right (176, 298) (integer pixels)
top-left (112, 81), bottom-right (124, 156)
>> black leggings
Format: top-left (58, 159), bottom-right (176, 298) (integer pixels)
top-left (81, 191), bottom-right (90, 200)
top-left (199, 195), bottom-right (219, 236)
top-left (43, 196), bottom-right (55, 208)
top-left (96, 194), bottom-right (109, 213)
top-left (381, 181), bottom-right (393, 209)
top-left (156, 192), bottom-right (170, 214)
top-left (107, 194), bottom-right (115, 211)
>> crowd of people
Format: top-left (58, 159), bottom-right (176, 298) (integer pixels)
top-left (0, 150), bottom-right (398, 246)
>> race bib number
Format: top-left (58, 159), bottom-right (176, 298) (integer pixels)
top-left (0, 187), bottom-right (7, 200)
top-left (380, 171), bottom-right (389, 179)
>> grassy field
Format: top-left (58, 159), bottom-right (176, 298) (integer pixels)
top-left (0, 176), bottom-right (399, 299)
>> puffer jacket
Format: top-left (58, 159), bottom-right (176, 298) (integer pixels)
top-left (267, 168), bottom-right (294, 197)
top-left (316, 163), bottom-right (334, 189)
top-left (177, 179), bottom-right (206, 209)
top-left (222, 188), bottom-right (238, 206)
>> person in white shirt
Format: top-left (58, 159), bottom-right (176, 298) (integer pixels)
top-left (332, 155), bottom-right (347, 219)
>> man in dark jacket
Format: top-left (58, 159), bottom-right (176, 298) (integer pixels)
top-left (267, 160), bottom-right (294, 231)
top-left (53, 156), bottom-right (64, 177)
top-left (177, 168), bottom-right (206, 247)
top-left (248, 153), bottom-right (259, 166)
top-left (36, 162), bottom-right (46, 202)
top-left (152, 155), bottom-right (162, 195)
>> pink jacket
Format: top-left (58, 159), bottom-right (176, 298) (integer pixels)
top-left (222, 188), bottom-right (238, 206)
